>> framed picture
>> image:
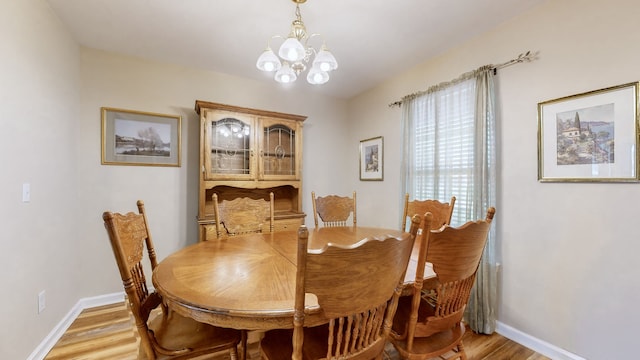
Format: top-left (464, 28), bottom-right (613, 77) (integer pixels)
top-left (101, 107), bottom-right (181, 167)
top-left (537, 82), bottom-right (639, 182)
top-left (359, 136), bottom-right (383, 181)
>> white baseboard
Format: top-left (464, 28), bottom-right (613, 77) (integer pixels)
top-left (27, 292), bottom-right (125, 360)
top-left (496, 321), bottom-right (586, 360)
top-left (28, 294), bottom-right (584, 360)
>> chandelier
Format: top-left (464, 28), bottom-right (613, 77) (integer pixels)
top-left (256, 0), bottom-right (338, 85)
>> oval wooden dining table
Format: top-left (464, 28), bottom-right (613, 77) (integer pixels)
top-left (152, 226), bottom-right (434, 331)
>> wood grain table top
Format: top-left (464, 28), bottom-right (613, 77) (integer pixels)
top-left (152, 226), bottom-right (434, 331)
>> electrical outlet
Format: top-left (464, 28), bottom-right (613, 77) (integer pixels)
top-left (38, 290), bottom-right (46, 313)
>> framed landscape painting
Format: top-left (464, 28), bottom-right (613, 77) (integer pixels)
top-left (101, 107), bottom-right (181, 167)
top-left (359, 136), bottom-right (383, 181)
top-left (537, 82), bottom-right (639, 182)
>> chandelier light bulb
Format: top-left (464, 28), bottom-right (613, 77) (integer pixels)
top-left (313, 45), bottom-right (338, 72)
top-left (256, 47), bottom-right (282, 72)
top-left (263, 61), bottom-right (276, 72)
top-left (279, 37), bottom-right (306, 62)
top-left (280, 74), bottom-right (292, 83)
top-left (275, 62), bottom-right (297, 83)
top-left (306, 65), bottom-right (329, 85)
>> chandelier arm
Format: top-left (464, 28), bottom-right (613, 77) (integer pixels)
top-left (302, 34), bottom-right (323, 63)
top-left (304, 33), bottom-right (322, 47)
top-left (302, 48), bottom-right (314, 63)
top-left (266, 35), bottom-right (283, 48)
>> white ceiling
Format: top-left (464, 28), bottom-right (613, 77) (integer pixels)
top-left (46, 0), bottom-right (544, 99)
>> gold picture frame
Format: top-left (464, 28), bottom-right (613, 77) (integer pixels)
top-left (537, 82), bottom-right (639, 182)
top-left (101, 107), bottom-right (181, 167)
top-left (359, 136), bottom-right (383, 181)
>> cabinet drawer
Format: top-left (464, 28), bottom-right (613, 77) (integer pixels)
top-left (273, 218), bottom-right (303, 232)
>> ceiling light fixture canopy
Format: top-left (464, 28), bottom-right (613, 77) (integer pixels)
top-left (256, 0), bottom-right (338, 85)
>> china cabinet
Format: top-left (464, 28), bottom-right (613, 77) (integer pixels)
top-left (195, 100), bottom-right (306, 241)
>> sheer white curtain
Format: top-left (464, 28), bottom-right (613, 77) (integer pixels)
top-left (400, 65), bottom-right (497, 333)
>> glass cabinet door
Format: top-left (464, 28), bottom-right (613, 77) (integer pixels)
top-left (204, 111), bottom-right (255, 180)
top-left (260, 118), bottom-right (301, 180)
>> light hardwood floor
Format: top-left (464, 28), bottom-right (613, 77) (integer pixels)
top-left (44, 302), bottom-right (549, 360)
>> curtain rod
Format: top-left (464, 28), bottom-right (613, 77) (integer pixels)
top-left (388, 50), bottom-right (538, 108)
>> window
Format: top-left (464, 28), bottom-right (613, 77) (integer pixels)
top-left (404, 78), bottom-right (484, 225)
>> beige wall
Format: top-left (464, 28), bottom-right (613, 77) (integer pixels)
top-left (0, 0), bottom-right (81, 359)
top-left (349, 0), bottom-right (640, 359)
top-left (5, 0), bottom-right (639, 359)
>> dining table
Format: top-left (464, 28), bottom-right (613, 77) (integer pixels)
top-left (152, 226), bottom-right (435, 331)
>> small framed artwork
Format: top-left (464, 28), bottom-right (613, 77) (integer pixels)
top-left (537, 82), bottom-right (639, 182)
top-left (101, 107), bottom-right (181, 167)
top-left (359, 136), bottom-right (383, 181)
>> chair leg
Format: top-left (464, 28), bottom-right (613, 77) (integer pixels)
top-left (239, 330), bottom-right (248, 360)
top-left (229, 346), bottom-right (238, 360)
top-left (457, 341), bottom-right (467, 360)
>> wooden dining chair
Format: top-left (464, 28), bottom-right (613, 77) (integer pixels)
top-left (213, 192), bottom-right (275, 238)
top-left (389, 207), bottom-right (496, 360)
top-left (311, 191), bottom-right (356, 227)
top-left (259, 224), bottom-right (415, 360)
top-left (102, 200), bottom-right (243, 360)
top-left (401, 194), bottom-right (456, 231)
